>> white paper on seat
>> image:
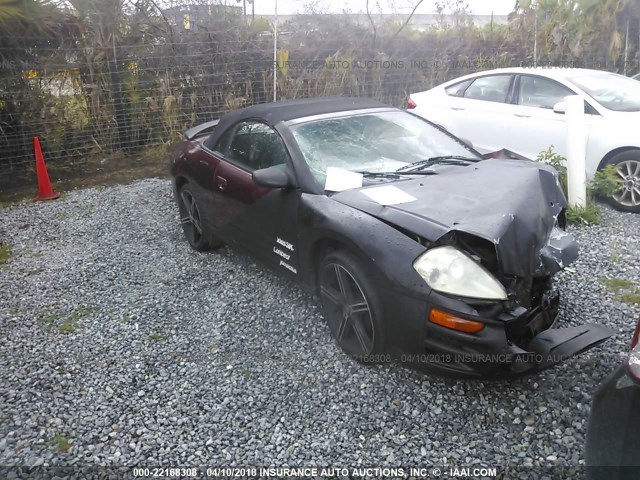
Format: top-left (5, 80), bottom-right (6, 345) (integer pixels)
top-left (360, 185), bottom-right (418, 206)
top-left (324, 167), bottom-right (363, 192)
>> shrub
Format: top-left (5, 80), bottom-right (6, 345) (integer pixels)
top-left (536, 147), bottom-right (608, 225)
top-left (591, 164), bottom-right (622, 198)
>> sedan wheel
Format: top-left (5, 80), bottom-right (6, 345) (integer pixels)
top-left (178, 184), bottom-right (210, 251)
top-left (318, 251), bottom-right (384, 362)
top-left (612, 159), bottom-right (640, 210)
top-left (603, 151), bottom-right (640, 213)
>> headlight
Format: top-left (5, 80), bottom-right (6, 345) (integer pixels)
top-left (413, 246), bottom-right (507, 300)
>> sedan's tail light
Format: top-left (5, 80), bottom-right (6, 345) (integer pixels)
top-left (626, 316), bottom-right (640, 382)
top-left (407, 98), bottom-right (417, 109)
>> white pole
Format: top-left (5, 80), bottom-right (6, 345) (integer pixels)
top-left (565, 95), bottom-right (587, 208)
top-left (533, 11), bottom-right (537, 67)
top-left (624, 19), bottom-right (630, 76)
top-left (273, 0), bottom-right (278, 102)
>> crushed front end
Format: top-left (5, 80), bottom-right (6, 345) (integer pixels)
top-left (415, 228), bottom-right (612, 378)
top-left (332, 158), bottom-right (613, 377)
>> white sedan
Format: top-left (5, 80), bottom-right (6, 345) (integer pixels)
top-left (408, 68), bottom-right (640, 212)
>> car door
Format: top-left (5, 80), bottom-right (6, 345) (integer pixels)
top-left (442, 74), bottom-right (516, 153)
top-left (207, 120), bottom-right (301, 276)
top-left (507, 75), bottom-right (577, 160)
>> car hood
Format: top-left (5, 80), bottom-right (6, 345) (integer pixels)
top-left (331, 158), bottom-right (578, 277)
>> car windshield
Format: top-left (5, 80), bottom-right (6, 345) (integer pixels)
top-left (570, 73), bottom-right (640, 112)
top-left (288, 110), bottom-right (480, 186)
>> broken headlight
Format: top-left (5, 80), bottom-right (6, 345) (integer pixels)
top-left (413, 246), bottom-right (508, 300)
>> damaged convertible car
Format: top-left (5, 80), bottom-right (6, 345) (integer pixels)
top-left (170, 97), bottom-right (612, 377)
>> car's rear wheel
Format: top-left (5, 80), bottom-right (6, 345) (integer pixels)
top-left (604, 151), bottom-right (640, 213)
top-left (178, 184), bottom-right (219, 251)
top-left (318, 250), bottom-right (385, 363)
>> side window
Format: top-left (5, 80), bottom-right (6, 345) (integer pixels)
top-left (214, 121), bottom-right (289, 170)
top-left (463, 75), bottom-right (513, 103)
top-left (518, 76), bottom-right (575, 109)
top-left (445, 79), bottom-right (473, 97)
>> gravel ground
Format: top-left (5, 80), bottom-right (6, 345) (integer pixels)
top-left (0, 178), bottom-right (639, 479)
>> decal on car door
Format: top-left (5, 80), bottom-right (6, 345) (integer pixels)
top-left (274, 237), bottom-right (297, 274)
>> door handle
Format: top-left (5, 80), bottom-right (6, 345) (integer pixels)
top-left (451, 106), bottom-right (465, 111)
top-left (514, 113), bottom-right (530, 118)
top-left (216, 176), bottom-right (228, 191)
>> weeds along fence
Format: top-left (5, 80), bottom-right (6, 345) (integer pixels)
top-left (0, 9), bottom-right (637, 190)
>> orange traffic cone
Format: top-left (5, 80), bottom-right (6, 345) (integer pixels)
top-left (33, 136), bottom-right (60, 201)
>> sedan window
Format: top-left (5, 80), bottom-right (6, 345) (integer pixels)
top-left (445, 79), bottom-right (473, 97)
top-left (215, 121), bottom-right (289, 170)
top-left (570, 72), bottom-right (640, 112)
top-left (463, 75), bottom-right (512, 103)
top-left (518, 76), bottom-right (575, 109)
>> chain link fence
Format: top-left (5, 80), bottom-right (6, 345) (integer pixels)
top-left (1, 5), bottom-right (638, 191)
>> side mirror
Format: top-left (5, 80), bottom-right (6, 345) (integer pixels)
top-left (553, 101), bottom-right (566, 114)
top-left (252, 165), bottom-right (292, 189)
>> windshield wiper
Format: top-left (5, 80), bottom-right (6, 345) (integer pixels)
top-left (396, 155), bottom-right (477, 173)
top-left (356, 170), bottom-right (437, 178)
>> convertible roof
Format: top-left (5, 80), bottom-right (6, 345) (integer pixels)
top-left (225, 96), bottom-right (388, 124)
top-left (203, 97), bottom-right (389, 149)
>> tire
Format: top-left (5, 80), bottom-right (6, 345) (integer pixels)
top-left (317, 250), bottom-right (386, 364)
top-left (603, 151), bottom-right (640, 213)
top-left (177, 183), bottom-right (221, 251)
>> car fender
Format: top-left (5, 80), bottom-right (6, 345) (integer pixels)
top-left (296, 193), bottom-right (429, 298)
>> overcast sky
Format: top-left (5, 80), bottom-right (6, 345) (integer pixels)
top-left (253, 0), bottom-right (518, 15)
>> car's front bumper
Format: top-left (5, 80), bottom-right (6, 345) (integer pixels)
top-left (586, 364), bottom-right (640, 478)
top-left (385, 287), bottom-right (613, 378)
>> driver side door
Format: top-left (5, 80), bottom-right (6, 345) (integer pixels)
top-left (207, 120), bottom-right (301, 276)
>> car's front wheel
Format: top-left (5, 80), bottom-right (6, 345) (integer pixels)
top-left (318, 250), bottom-right (386, 363)
top-left (604, 151), bottom-right (640, 213)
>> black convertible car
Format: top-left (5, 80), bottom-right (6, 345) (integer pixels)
top-left (170, 97), bottom-right (612, 377)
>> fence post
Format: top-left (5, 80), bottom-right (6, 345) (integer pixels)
top-left (273, 0), bottom-right (278, 102)
top-left (565, 95), bottom-right (587, 208)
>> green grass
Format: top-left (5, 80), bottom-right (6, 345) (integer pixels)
top-left (600, 277), bottom-right (634, 291)
top-left (617, 290), bottom-right (640, 305)
top-left (68, 306), bottom-right (97, 322)
top-left (38, 312), bottom-right (59, 325)
top-left (0, 199), bottom-right (24, 209)
top-left (52, 434), bottom-right (70, 453)
top-left (566, 203), bottom-right (601, 225)
top-left (22, 267), bottom-right (47, 276)
top-left (58, 319), bottom-right (77, 334)
top-left (37, 306), bottom-right (97, 333)
top-left (0, 243), bottom-right (12, 266)
top-left (149, 332), bottom-right (167, 342)
top-left (600, 278), bottom-right (640, 305)
top-left (121, 313), bottom-right (132, 324)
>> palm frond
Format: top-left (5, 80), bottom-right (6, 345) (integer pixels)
top-left (0, 0), bottom-right (24, 22)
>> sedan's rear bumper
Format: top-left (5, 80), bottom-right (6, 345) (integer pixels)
top-left (586, 364), bottom-right (640, 478)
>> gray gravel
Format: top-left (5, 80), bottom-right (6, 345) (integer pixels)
top-left (0, 178), bottom-right (639, 478)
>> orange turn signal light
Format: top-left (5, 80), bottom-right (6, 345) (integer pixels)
top-left (429, 308), bottom-right (485, 334)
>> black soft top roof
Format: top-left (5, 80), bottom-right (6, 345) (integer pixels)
top-left (202, 96), bottom-right (389, 149)
top-left (231, 96), bottom-right (388, 124)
